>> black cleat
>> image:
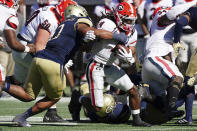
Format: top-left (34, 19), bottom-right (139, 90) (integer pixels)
top-left (43, 109), bottom-right (68, 122)
top-left (133, 120), bottom-right (152, 127)
top-left (168, 109), bottom-right (185, 120)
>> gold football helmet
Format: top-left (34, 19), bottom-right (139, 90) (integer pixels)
top-left (96, 94), bottom-right (116, 117)
top-left (64, 4), bottom-right (89, 19)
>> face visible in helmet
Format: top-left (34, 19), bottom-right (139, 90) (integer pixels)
top-left (115, 2), bottom-right (137, 33)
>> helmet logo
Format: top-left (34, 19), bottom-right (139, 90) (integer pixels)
top-left (118, 5), bottom-right (124, 11)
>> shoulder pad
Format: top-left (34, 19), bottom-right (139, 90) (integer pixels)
top-left (5, 15), bottom-right (19, 30)
top-left (97, 18), bottom-right (117, 32)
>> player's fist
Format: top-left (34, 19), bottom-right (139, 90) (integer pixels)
top-left (27, 44), bottom-right (36, 53)
top-left (173, 42), bottom-right (185, 58)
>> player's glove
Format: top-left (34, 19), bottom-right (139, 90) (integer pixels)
top-left (64, 59), bottom-right (73, 74)
top-left (173, 42), bottom-right (185, 58)
top-left (83, 30), bottom-right (96, 42)
top-left (187, 72), bottom-right (197, 87)
top-left (117, 47), bottom-right (135, 65)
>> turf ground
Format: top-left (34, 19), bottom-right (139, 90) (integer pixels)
top-left (0, 96), bottom-right (197, 131)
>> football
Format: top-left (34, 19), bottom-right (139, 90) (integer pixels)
top-left (111, 44), bottom-right (130, 54)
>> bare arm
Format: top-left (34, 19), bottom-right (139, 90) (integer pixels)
top-left (35, 28), bottom-right (50, 52)
top-left (77, 23), bottom-right (128, 44)
top-left (4, 30), bottom-right (35, 53)
top-left (77, 23), bottom-right (113, 40)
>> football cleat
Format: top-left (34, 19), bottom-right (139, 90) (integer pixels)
top-left (13, 114), bottom-right (31, 127)
top-left (167, 109), bottom-right (185, 120)
top-left (43, 109), bottom-right (67, 122)
top-left (175, 117), bottom-right (192, 125)
top-left (133, 119), bottom-right (152, 127)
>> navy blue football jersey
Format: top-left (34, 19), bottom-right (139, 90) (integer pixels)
top-left (36, 17), bottom-right (92, 65)
top-left (187, 7), bottom-right (197, 31)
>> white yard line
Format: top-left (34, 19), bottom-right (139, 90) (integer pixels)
top-left (0, 97), bottom-right (70, 103)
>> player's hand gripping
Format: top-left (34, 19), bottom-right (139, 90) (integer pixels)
top-left (187, 72), bottom-right (197, 87)
top-left (173, 42), bottom-right (185, 58)
top-left (83, 30), bottom-right (96, 42)
top-left (117, 46), bottom-right (135, 65)
top-left (26, 44), bottom-right (36, 53)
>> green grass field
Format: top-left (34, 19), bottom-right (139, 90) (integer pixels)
top-left (0, 96), bottom-right (197, 131)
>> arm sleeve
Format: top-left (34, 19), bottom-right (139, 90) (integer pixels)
top-left (166, 1), bottom-right (196, 20)
top-left (173, 16), bottom-right (189, 43)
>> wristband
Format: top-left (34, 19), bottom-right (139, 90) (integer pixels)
top-left (24, 45), bottom-right (30, 53)
top-left (112, 32), bottom-right (128, 45)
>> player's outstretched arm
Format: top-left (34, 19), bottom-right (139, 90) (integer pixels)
top-left (4, 30), bottom-right (35, 53)
top-left (77, 23), bottom-right (128, 44)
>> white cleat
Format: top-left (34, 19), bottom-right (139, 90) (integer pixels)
top-left (13, 114), bottom-right (31, 127)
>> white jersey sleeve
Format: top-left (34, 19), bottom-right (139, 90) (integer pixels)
top-left (4, 15), bottom-right (19, 31)
top-left (38, 10), bottom-right (58, 36)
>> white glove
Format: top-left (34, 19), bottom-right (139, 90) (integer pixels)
top-left (117, 47), bottom-right (135, 65)
top-left (64, 60), bottom-right (73, 74)
top-left (187, 72), bottom-right (197, 86)
top-left (83, 30), bottom-right (96, 42)
top-left (173, 42), bottom-right (185, 58)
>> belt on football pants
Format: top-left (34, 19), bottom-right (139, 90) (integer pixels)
top-left (92, 60), bottom-right (106, 68)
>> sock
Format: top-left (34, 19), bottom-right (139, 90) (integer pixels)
top-left (3, 82), bottom-right (10, 93)
top-left (167, 87), bottom-right (180, 109)
top-left (140, 101), bottom-right (147, 110)
top-left (185, 93), bottom-right (194, 122)
top-left (23, 107), bottom-right (34, 119)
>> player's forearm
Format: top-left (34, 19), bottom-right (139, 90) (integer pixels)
top-left (4, 30), bottom-right (26, 52)
top-left (173, 16), bottom-right (189, 43)
top-left (166, 1), bottom-right (196, 20)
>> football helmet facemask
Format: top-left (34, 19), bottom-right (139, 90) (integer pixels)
top-left (115, 2), bottom-right (137, 32)
top-left (96, 94), bottom-right (116, 117)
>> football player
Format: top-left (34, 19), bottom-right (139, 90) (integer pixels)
top-left (12, 0), bottom-right (77, 122)
top-left (142, 1), bottom-right (197, 120)
top-left (86, 2), bottom-right (151, 127)
top-left (0, 0), bottom-right (35, 53)
top-left (0, 4), bottom-right (132, 127)
top-left (172, 5), bottom-right (197, 125)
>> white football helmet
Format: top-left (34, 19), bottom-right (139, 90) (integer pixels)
top-left (96, 94), bottom-right (116, 117)
top-left (115, 2), bottom-right (137, 32)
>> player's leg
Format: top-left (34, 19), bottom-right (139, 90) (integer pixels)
top-left (106, 65), bottom-right (151, 126)
top-left (0, 58), bottom-right (41, 102)
top-left (86, 61), bottom-right (105, 112)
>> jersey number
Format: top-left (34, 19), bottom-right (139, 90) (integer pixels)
top-left (51, 24), bottom-right (65, 40)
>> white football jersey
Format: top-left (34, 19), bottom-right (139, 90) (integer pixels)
top-left (19, 5), bottom-right (60, 44)
top-left (144, 0), bottom-right (173, 31)
top-left (144, 8), bottom-right (175, 58)
top-left (0, 5), bottom-right (18, 37)
top-left (135, 0), bottom-right (146, 35)
top-left (92, 18), bottom-right (137, 65)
